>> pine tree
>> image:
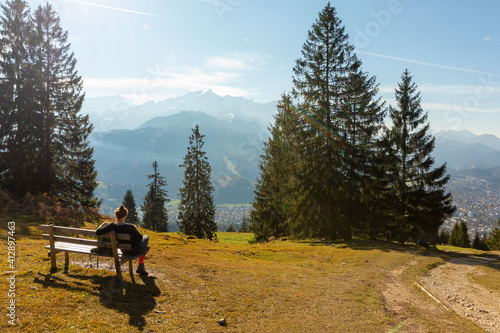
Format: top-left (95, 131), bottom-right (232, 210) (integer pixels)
top-left (438, 228), bottom-right (450, 245)
top-left (342, 64), bottom-right (387, 239)
top-left (385, 70), bottom-right (455, 243)
top-left (122, 189), bottom-right (140, 225)
top-left (449, 222), bottom-right (460, 246)
top-left (0, 2), bottom-right (98, 208)
top-left (449, 221), bottom-right (470, 248)
top-left (472, 231), bottom-right (489, 251)
top-left (485, 219), bottom-right (500, 251)
top-left (251, 94), bottom-right (296, 241)
top-left (178, 125), bottom-right (217, 240)
top-left (286, 2), bottom-right (385, 239)
top-left (239, 216), bottom-right (250, 233)
top-left (142, 161), bottom-right (169, 232)
top-left (31, 4), bottom-right (98, 207)
top-left (459, 221), bottom-right (471, 248)
top-left (361, 136), bottom-right (397, 239)
top-left (0, 0), bottom-right (37, 196)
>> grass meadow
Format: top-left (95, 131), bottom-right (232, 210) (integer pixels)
top-left (0, 215), bottom-right (495, 332)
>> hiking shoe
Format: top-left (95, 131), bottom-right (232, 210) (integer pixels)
top-left (136, 263), bottom-right (149, 276)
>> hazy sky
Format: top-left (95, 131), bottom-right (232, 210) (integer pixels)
top-left (24, 0), bottom-right (500, 136)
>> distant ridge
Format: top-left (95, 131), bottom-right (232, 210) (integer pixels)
top-left (81, 90), bottom-right (277, 132)
top-left (434, 130), bottom-right (500, 170)
top-left (137, 110), bottom-right (265, 136)
top-left (436, 129), bottom-right (500, 151)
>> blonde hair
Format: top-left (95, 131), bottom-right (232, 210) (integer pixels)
top-left (114, 204), bottom-right (128, 220)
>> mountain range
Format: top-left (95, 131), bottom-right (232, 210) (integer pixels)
top-left (434, 129), bottom-right (500, 170)
top-left (81, 89), bottom-right (276, 132)
top-left (83, 91), bottom-right (500, 214)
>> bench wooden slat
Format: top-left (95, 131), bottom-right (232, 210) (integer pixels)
top-left (107, 233), bottom-right (131, 241)
top-left (45, 242), bottom-right (119, 255)
top-left (40, 224), bottom-right (131, 240)
top-left (45, 243), bottom-right (145, 261)
top-left (41, 224), bottom-right (96, 237)
top-left (42, 234), bottom-right (132, 251)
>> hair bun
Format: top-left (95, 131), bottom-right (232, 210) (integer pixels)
top-left (115, 204), bottom-right (128, 219)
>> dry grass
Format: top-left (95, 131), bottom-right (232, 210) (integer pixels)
top-left (470, 259), bottom-right (500, 293)
top-left (0, 216), bottom-right (491, 332)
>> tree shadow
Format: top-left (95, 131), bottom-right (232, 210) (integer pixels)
top-left (300, 238), bottom-right (416, 253)
top-left (441, 252), bottom-right (500, 272)
top-left (0, 216), bottom-right (39, 240)
top-left (341, 239), bottom-right (500, 272)
top-left (34, 272), bottom-right (161, 331)
top-left (298, 238), bottom-right (500, 272)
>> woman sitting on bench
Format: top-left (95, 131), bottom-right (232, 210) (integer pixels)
top-left (96, 205), bottom-right (150, 276)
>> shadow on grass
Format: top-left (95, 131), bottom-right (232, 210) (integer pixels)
top-left (295, 238), bottom-right (500, 272)
top-left (34, 272), bottom-right (160, 331)
top-left (0, 215), bottom-right (41, 240)
top-left (297, 238), bottom-right (414, 252)
top-left (98, 275), bottom-right (161, 330)
top-left (440, 252), bottom-right (500, 270)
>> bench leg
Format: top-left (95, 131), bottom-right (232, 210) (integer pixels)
top-left (64, 252), bottom-right (69, 273)
top-left (115, 260), bottom-right (123, 281)
top-left (49, 225), bottom-right (57, 273)
top-left (50, 253), bottom-right (57, 273)
top-left (129, 260), bottom-right (135, 284)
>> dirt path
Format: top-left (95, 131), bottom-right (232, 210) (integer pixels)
top-left (421, 254), bottom-right (500, 333)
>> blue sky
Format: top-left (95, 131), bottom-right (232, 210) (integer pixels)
top-left (25, 0), bottom-right (500, 136)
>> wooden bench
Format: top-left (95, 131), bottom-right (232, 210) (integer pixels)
top-left (41, 224), bottom-right (148, 282)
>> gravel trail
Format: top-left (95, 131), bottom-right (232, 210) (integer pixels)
top-left (421, 254), bottom-right (500, 333)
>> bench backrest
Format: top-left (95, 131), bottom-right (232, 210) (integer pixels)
top-left (41, 224), bottom-right (132, 251)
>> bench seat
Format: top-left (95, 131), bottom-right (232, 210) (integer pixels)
top-left (46, 241), bottom-right (108, 254)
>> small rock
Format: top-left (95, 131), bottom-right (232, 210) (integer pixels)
top-left (31, 286), bottom-right (38, 290)
top-left (218, 318), bottom-right (227, 326)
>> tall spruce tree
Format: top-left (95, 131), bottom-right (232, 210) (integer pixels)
top-left (239, 216), bottom-right (250, 233)
top-left (122, 189), bottom-right (140, 225)
top-left (0, 0), bottom-right (36, 196)
top-left (386, 70), bottom-right (455, 242)
top-left (251, 94), bottom-right (297, 241)
top-left (449, 220), bottom-right (470, 248)
top-left (472, 231), bottom-right (489, 251)
top-left (485, 219), bottom-right (500, 251)
top-left (340, 64), bottom-right (387, 238)
top-left (142, 161), bottom-right (169, 232)
top-left (0, 1), bottom-right (98, 208)
top-left (32, 4), bottom-right (98, 206)
top-left (178, 125), bottom-right (217, 240)
top-left (287, 2), bottom-right (385, 239)
top-left (438, 228), bottom-right (451, 245)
